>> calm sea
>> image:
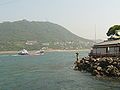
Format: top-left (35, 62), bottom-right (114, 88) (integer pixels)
top-left (0, 50), bottom-right (120, 90)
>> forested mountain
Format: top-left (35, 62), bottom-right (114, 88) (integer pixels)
top-left (0, 20), bottom-right (94, 50)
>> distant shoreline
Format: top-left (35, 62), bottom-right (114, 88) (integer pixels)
top-left (0, 49), bottom-right (90, 54)
top-left (46, 49), bottom-right (90, 52)
top-left (0, 51), bottom-right (17, 54)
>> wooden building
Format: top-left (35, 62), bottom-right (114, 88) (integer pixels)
top-left (89, 39), bottom-right (120, 57)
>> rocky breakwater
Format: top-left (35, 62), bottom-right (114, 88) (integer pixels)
top-left (74, 56), bottom-right (120, 77)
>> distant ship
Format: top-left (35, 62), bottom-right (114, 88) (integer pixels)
top-left (18, 49), bottom-right (29, 55)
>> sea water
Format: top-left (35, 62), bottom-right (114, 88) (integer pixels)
top-left (0, 50), bottom-right (120, 90)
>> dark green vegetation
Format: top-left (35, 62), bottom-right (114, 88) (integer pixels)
top-left (0, 20), bottom-right (93, 51)
top-left (107, 25), bottom-right (120, 36)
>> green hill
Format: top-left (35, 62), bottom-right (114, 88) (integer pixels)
top-left (0, 20), bottom-right (94, 51)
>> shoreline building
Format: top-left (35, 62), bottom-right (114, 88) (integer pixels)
top-left (89, 39), bottom-right (120, 57)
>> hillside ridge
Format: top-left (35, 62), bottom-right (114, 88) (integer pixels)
top-left (0, 20), bottom-right (93, 50)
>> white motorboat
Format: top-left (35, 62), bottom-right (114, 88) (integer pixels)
top-left (18, 49), bottom-right (29, 55)
top-left (35, 50), bottom-right (45, 55)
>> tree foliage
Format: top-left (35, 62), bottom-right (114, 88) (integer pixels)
top-left (107, 25), bottom-right (120, 36)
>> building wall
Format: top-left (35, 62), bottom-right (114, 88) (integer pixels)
top-left (91, 46), bottom-right (120, 56)
top-left (109, 47), bottom-right (114, 54)
top-left (114, 47), bottom-right (119, 54)
top-left (93, 47), bottom-right (106, 54)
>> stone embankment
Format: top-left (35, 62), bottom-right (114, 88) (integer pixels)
top-left (74, 56), bottom-right (120, 77)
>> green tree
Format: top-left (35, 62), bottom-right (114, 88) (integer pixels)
top-left (107, 25), bottom-right (120, 36)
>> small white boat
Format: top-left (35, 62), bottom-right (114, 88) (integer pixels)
top-left (18, 49), bottom-right (29, 55)
top-left (35, 50), bottom-right (45, 55)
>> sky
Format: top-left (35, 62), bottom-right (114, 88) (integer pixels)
top-left (0, 0), bottom-right (120, 40)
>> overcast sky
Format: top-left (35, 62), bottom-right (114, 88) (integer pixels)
top-left (0, 0), bottom-right (120, 40)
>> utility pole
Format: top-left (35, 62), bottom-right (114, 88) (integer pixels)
top-left (95, 25), bottom-right (96, 43)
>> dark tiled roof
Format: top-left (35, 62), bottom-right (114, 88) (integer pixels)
top-left (95, 39), bottom-right (120, 46)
